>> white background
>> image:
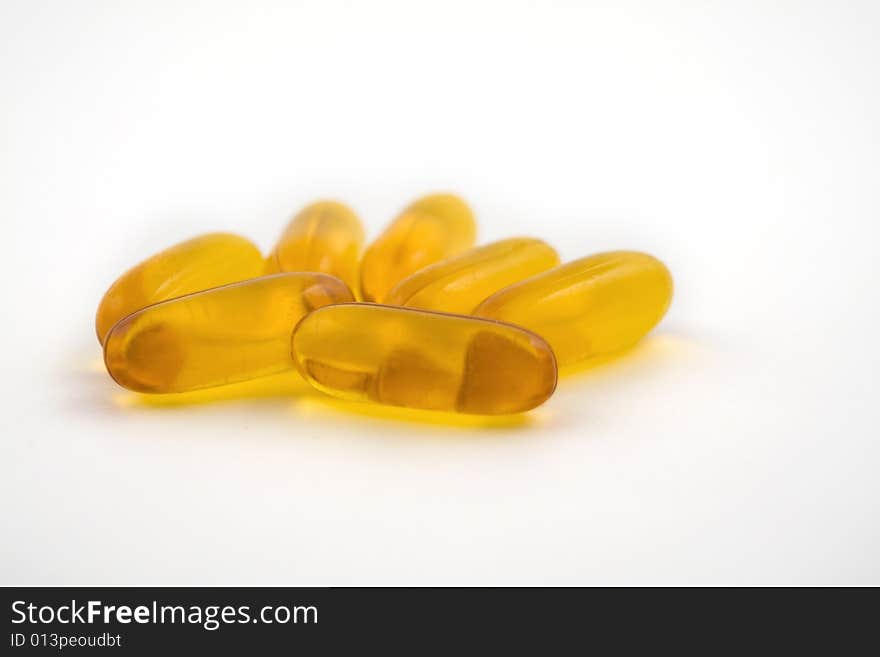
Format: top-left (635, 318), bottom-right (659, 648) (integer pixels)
top-left (1, 0), bottom-right (878, 585)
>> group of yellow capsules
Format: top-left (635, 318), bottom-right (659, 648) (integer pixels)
top-left (96, 193), bottom-right (673, 416)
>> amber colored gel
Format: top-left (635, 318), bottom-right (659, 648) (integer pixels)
top-left (291, 303), bottom-right (557, 414)
top-left (95, 233), bottom-right (264, 344)
top-left (474, 251), bottom-right (673, 368)
top-left (385, 238), bottom-right (559, 314)
top-left (360, 194), bottom-right (476, 302)
top-left (104, 273), bottom-right (354, 393)
top-left (265, 200), bottom-right (365, 295)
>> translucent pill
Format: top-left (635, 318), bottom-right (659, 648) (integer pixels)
top-left (291, 304), bottom-right (557, 414)
top-left (95, 233), bottom-right (264, 344)
top-left (105, 273), bottom-right (354, 393)
top-left (360, 193), bottom-right (476, 302)
top-left (385, 238), bottom-right (560, 314)
top-left (265, 200), bottom-right (365, 295)
top-left (474, 251), bottom-right (673, 368)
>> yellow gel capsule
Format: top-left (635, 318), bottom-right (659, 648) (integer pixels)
top-left (105, 273), bottom-right (354, 393)
top-left (474, 251), bottom-right (673, 368)
top-left (291, 303), bottom-right (557, 415)
top-left (360, 193), bottom-right (476, 302)
top-left (96, 232), bottom-right (264, 344)
top-left (265, 200), bottom-right (365, 295)
top-left (385, 238), bottom-right (560, 314)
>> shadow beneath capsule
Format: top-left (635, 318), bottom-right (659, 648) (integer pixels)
top-left (77, 352), bottom-right (538, 430)
top-left (557, 331), bottom-right (708, 384)
top-left (114, 371), bottom-right (312, 410)
top-left (290, 394), bottom-right (542, 430)
top-left (73, 333), bottom-right (703, 430)
top-left (71, 353), bottom-right (312, 412)
top-left (271, 340), bottom-right (689, 433)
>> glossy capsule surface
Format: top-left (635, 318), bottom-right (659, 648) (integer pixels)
top-left (385, 238), bottom-right (560, 314)
top-left (105, 273), bottom-right (354, 393)
top-left (291, 304), bottom-right (557, 414)
top-left (360, 193), bottom-right (476, 302)
top-left (474, 251), bottom-right (673, 368)
top-left (96, 233), bottom-right (264, 344)
top-left (265, 200), bottom-right (365, 295)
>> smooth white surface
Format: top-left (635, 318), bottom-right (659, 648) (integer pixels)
top-left (1, 0), bottom-right (878, 585)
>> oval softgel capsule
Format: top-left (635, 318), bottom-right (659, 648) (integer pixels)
top-left (95, 232), bottom-right (264, 344)
top-left (291, 303), bottom-right (557, 414)
top-left (265, 200), bottom-right (365, 295)
top-left (474, 251), bottom-right (673, 368)
top-left (385, 238), bottom-right (560, 314)
top-left (105, 273), bottom-right (354, 393)
top-left (360, 193), bottom-right (476, 302)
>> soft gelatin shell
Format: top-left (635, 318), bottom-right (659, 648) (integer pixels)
top-left (385, 237), bottom-right (560, 314)
top-left (474, 251), bottom-right (673, 368)
top-left (291, 303), bottom-right (557, 414)
top-left (360, 193), bottom-right (476, 303)
top-left (266, 200), bottom-right (365, 296)
top-left (95, 232), bottom-right (265, 343)
top-left (105, 272), bottom-right (354, 393)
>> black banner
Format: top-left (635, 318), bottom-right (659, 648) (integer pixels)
top-left (1, 587), bottom-right (874, 653)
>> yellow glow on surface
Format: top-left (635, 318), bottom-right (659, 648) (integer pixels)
top-left (561, 332), bottom-right (706, 379)
top-left (95, 331), bottom-right (697, 427)
top-left (87, 356), bottom-right (107, 373)
top-left (292, 394), bottom-right (542, 429)
top-left (109, 367), bottom-right (542, 428)
top-left (112, 371), bottom-right (310, 408)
